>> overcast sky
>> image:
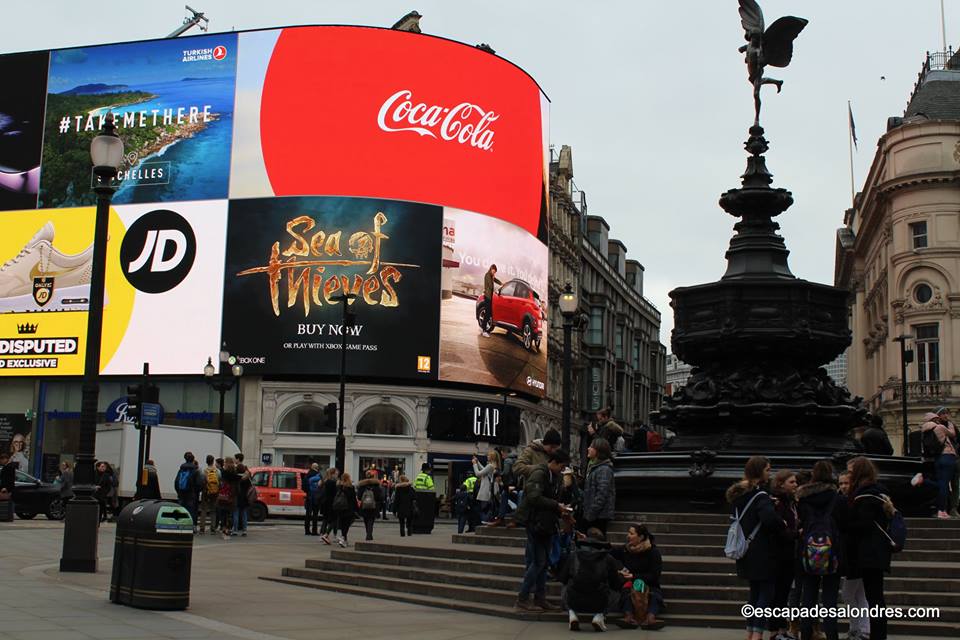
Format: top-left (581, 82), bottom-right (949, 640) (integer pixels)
top-left (3, 1), bottom-right (954, 347)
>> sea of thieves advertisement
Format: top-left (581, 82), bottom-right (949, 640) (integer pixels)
top-left (0, 52), bottom-right (48, 212)
top-left (221, 196), bottom-right (442, 379)
top-left (39, 34), bottom-right (237, 208)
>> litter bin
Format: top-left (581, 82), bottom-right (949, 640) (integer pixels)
top-left (109, 499), bottom-right (193, 610)
top-left (411, 491), bottom-right (436, 534)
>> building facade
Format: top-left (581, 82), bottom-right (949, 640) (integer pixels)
top-left (665, 353), bottom-right (694, 397)
top-left (835, 48), bottom-right (960, 452)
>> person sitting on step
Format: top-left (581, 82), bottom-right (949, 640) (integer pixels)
top-left (557, 527), bottom-right (626, 632)
top-left (610, 523), bottom-right (666, 630)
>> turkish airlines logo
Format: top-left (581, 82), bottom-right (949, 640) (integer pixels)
top-left (213, 46), bottom-right (227, 61)
top-left (376, 89), bottom-right (498, 151)
top-left (120, 210), bottom-right (197, 294)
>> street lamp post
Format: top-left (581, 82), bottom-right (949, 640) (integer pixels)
top-left (203, 348), bottom-right (243, 442)
top-left (893, 334), bottom-right (914, 455)
top-left (332, 292), bottom-right (357, 473)
top-left (559, 284), bottom-right (579, 452)
top-left (60, 113), bottom-right (123, 572)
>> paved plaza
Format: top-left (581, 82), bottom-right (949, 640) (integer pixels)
top-left (0, 517), bottom-right (951, 640)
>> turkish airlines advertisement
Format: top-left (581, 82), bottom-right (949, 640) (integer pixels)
top-left (0, 25), bottom-right (549, 396)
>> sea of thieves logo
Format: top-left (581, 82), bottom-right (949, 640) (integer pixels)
top-left (237, 211), bottom-right (419, 316)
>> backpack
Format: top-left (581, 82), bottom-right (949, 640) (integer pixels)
top-left (204, 468), bottom-right (220, 496)
top-left (724, 490), bottom-right (766, 560)
top-left (217, 479), bottom-right (234, 504)
top-left (922, 428), bottom-right (945, 457)
top-left (332, 487), bottom-right (349, 512)
top-left (856, 493), bottom-right (906, 552)
top-left (307, 474), bottom-right (322, 502)
top-left (646, 431), bottom-right (664, 452)
top-left (614, 436), bottom-right (626, 453)
top-left (569, 548), bottom-right (610, 599)
top-left (176, 469), bottom-right (192, 492)
top-left (360, 486), bottom-right (377, 511)
top-left (801, 501), bottom-right (839, 575)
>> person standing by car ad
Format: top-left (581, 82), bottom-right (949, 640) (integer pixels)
top-left (480, 264), bottom-right (501, 338)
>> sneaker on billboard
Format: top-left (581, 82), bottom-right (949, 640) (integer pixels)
top-left (0, 222), bottom-right (94, 313)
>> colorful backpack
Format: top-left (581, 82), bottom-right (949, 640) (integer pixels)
top-left (802, 501), bottom-right (839, 575)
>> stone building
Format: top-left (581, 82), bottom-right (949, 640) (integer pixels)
top-left (665, 353), bottom-right (694, 397)
top-left (835, 47), bottom-right (960, 452)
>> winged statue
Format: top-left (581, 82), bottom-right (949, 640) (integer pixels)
top-left (738, 0), bottom-right (807, 126)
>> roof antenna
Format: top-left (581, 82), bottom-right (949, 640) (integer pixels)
top-left (168, 5), bottom-right (209, 38)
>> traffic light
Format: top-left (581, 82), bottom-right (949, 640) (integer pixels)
top-left (144, 382), bottom-right (160, 404)
top-left (325, 402), bottom-right (338, 430)
top-left (126, 384), bottom-right (143, 426)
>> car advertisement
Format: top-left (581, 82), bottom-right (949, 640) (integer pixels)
top-left (39, 34), bottom-right (238, 208)
top-left (0, 52), bottom-right (48, 212)
top-left (101, 200), bottom-right (227, 374)
top-left (229, 26), bottom-right (549, 240)
top-left (221, 196), bottom-right (442, 379)
top-left (439, 208), bottom-right (548, 397)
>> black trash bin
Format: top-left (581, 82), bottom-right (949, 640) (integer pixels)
top-left (110, 499), bottom-right (193, 610)
top-left (411, 491), bottom-right (436, 534)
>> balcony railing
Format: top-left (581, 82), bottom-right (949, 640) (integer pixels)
top-left (907, 47), bottom-right (957, 108)
top-left (868, 380), bottom-right (960, 412)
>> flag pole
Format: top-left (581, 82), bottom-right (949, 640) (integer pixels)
top-left (847, 101), bottom-right (856, 206)
top-left (941, 0), bottom-right (948, 54)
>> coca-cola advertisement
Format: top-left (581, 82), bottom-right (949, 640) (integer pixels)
top-left (229, 26), bottom-right (549, 240)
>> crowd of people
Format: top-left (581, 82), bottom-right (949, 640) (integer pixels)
top-left (170, 451), bottom-right (255, 539)
top-left (729, 454), bottom-right (903, 640)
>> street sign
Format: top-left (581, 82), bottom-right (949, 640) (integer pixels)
top-left (141, 402), bottom-right (162, 427)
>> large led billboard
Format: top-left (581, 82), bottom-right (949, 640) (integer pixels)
top-left (0, 26), bottom-right (549, 397)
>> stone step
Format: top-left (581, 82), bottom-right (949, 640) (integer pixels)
top-left (476, 526), bottom-right (960, 549)
top-left (264, 574), bottom-right (960, 636)
top-left (454, 533), bottom-right (960, 563)
top-left (353, 541), bottom-right (960, 579)
top-left (616, 512), bottom-right (960, 529)
top-left (662, 570), bottom-right (960, 594)
top-left (330, 549), bottom-right (526, 578)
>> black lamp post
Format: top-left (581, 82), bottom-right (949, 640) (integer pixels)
top-left (60, 113), bottom-right (123, 573)
top-left (204, 346), bottom-right (243, 442)
top-left (893, 334), bottom-right (914, 455)
top-left (559, 284), bottom-right (579, 452)
top-left (332, 292), bottom-right (357, 473)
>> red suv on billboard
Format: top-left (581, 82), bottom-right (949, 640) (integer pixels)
top-left (476, 279), bottom-right (543, 352)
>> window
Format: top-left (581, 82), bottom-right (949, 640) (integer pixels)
top-left (281, 453), bottom-right (330, 471)
top-left (277, 405), bottom-right (335, 433)
top-left (910, 221), bottom-right (928, 249)
top-left (355, 405), bottom-right (409, 436)
top-left (514, 282), bottom-right (529, 299)
top-left (914, 324), bottom-right (940, 382)
top-left (251, 471), bottom-right (270, 487)
top-left (914, 283), bottom-right (933, 304)
top-left (499, 281), bottom-right (516, 297)
top-left (273, 472), bottom-right (298, 489)
top-left (587, 307), bottom-right (603, 345)
top-left (615, 325), bottom-right (624, 359)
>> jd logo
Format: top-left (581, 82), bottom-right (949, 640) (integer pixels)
top-left (120, 209), bottom-right (196, 293)
top-left (32, 277), bottom-right (54, 307)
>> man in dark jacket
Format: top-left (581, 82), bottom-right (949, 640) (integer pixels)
top-left (512, 428), bottom-right (561, 483)
top-left (319, 468), bottom-right (340, 544)
top-left (174, 452), bottom-right (199, 524)
top-left (0, 452), bottom-right (16, 518)
top-left (559, 528), bottom-right (625, 631)
top-left (858, 416), bottom-right (894, 456)
top-left (848, 478), bottom-right (894, 640)
top-left (515, 449), bottom-right (570, 612)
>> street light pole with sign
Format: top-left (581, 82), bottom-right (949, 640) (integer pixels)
top-left (203, 346), bottom-right (243, 443)
top-left (332, 292), bottom-right (358, 474)
top-left (559, 284), bottom-right (579, 453)
top-left (893, 334), bottom-right (914, 455)
top-left (60, 114), bottom-right (123, 573)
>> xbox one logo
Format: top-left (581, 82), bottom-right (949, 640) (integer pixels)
top-left (120, 209), bottom-right (196, 293)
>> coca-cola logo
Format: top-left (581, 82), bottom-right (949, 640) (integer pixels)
top-left (377, 89), bottom-right (498, 151)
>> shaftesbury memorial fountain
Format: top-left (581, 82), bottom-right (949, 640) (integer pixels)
top-left (616, 0), bottom-right (929, 514)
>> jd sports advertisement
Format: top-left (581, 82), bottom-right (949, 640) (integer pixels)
top-left (222, 196), bottom-right (442, 379)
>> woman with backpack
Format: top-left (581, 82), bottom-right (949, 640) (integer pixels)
top-left (581, 438), bottom-right (615, 535)
top-left (796, 460), bottom-right (847, 640)
top-left (921, 411), bottom-right (958, 519)
top-left (332, 472), bottom-right (358, 548)
top-left (392, 475), bottom-right (416, 536)
top-left (358, 470), bottom-right (383, 541)
top-left (725, 455), bottom-right (785, 640)
top-left (217, 457), bottom-right (241, 540)
top-left (846, 456), bottom-right (895, 640)
top-left (768, 469), bottom-right (799, 640)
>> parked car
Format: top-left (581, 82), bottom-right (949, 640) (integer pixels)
top-left (0, 466), bottom-right (65, 520)
top-left (247, 466), bottom-right (309, 522)
top-left (475, 278), bottom-right (543, 352)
